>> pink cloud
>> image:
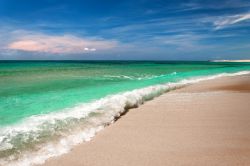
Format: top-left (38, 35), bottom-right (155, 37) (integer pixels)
top-left (8, 33), bottom-right (118, 54)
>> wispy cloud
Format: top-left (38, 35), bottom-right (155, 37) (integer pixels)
top-left (214, 13), bottom-right (250, 30)
top-left (4, 30), bottom-right (118, 54)
top-left (151, 33), bottom-right (209, 51)
top-left (182, 0), bottom-right (250, 10)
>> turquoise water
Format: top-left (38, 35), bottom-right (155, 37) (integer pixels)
top-left (0, 61), bottom-right (250, 165)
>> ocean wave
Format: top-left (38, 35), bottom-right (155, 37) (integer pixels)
top-left (103, 72), bottom-right (177, 81)
top-left (0, 70), bottom-right (249, 166)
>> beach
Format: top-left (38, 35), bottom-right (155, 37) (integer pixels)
top-left (1, 0), bottom-right (250, 165)
top-left (213, 60), bottom-right (250, 62)
top-left (42, 74), bottom-right (250, 166)
top-left (1, 61), bottom-right (250, 166)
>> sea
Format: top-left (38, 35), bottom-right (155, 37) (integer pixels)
top-left (1, 61), bottom-right (250, 166)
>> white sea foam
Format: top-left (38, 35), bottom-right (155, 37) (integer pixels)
top-left (0, 70), bottom-right (249, 166)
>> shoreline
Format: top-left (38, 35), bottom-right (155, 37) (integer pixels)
top-left (212, 60), bottom-right (250, 62)
top-left (42, 74), bottom-right (250, 166)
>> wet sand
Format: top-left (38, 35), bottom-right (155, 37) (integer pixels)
top-left (43, 74), bottom-right (250, 166)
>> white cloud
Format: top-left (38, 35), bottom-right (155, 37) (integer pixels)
top-left (214, 13), bottom-right (250, 30)
top-left (5, 30), bottom-right (118, 54)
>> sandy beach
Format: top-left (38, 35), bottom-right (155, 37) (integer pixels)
top-left (213, 60), bottom-right (250, 62)
top-left (42, 74), bottom-right (250, 166)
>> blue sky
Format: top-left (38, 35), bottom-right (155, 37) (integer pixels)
top-left (0, 0), bottom-right (250, 60)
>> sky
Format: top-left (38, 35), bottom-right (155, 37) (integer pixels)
top-left (0, 0), bottom-right (250, 60)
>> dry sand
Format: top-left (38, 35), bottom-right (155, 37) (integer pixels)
top-left (43, 75), bottom-right (250, 166)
